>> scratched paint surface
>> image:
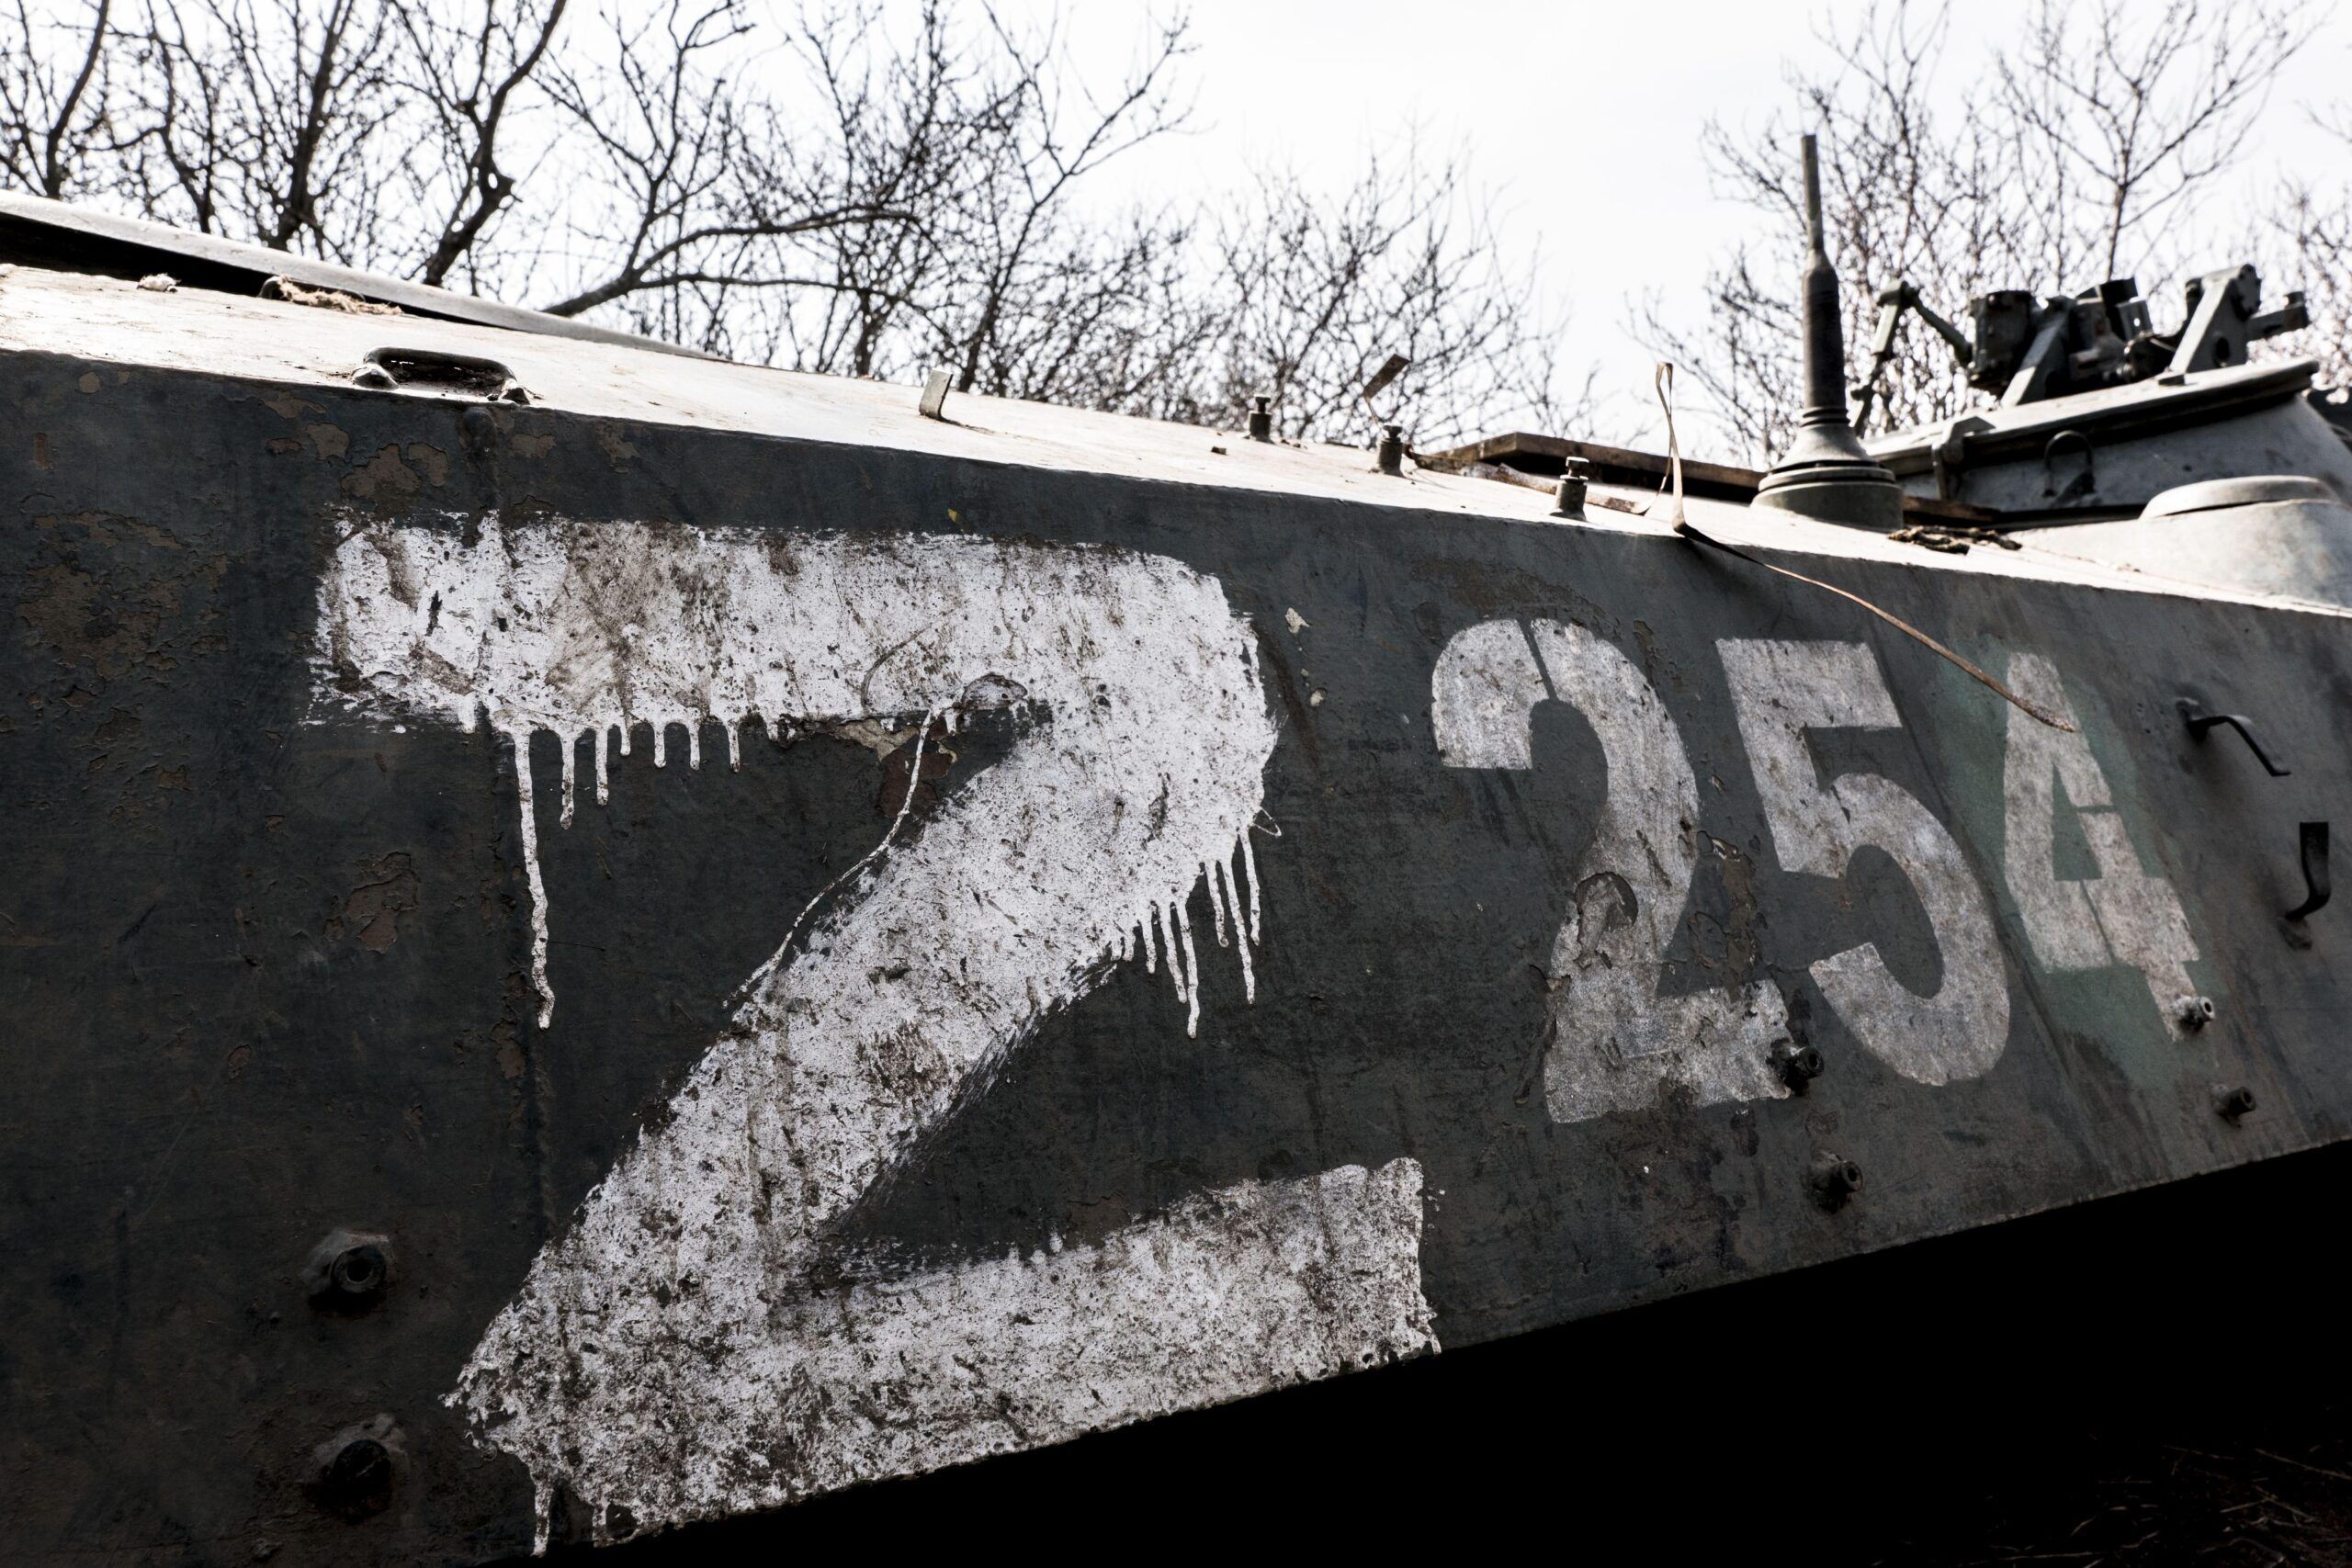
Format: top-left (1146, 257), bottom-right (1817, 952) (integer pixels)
top-left (6, 359), bottom-right (2350, 1562)
top-left (1434, 618), bottom-right (1792, 1122)
top-left (315, 517), bottom-right (1349, 1540)
top-left (469, 1158), bottom-right (1430, 1539)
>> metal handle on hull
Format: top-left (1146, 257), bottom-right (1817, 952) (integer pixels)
top-left (2179, 701), bottom-right (2291, 777)
top-left (2287, 820), bottom-right (2330, 921)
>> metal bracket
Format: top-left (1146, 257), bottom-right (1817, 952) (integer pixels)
top-left (918, 367), bottom-right (952, 421)
top-left (2041, 429), bottom-right (2096, 504)
top-left (2287, 820), bottom-right (2330, 921)
top-left (2179, 701), bottom-right (2290, 776)
top-left (355, 345), bottom-right (528, 403)
top-left (2001, 306), bottom-right (2071, 406)
top-left (1929, 414), bottom-right (1991, 502)
top-left (2168, 265), bottom-right (2262, 376)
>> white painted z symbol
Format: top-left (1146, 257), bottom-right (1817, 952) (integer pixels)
top-left (316, 516), bottom-right (1435, 1547)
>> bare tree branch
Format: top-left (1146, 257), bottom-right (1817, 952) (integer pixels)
top-left (1, 0), bottom-right (115, 198)
top-left (0, 0), bottom-right (1587, 446)
top-left (391, 0), bottom-right (568, 288)
top-left (1649, 0), bottom-right (2310, 464)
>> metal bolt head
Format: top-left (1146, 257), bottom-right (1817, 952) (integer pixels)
top-left (331, 1244), bottom-right (388, 1300)
top-left (2218, 1085), bottom-right (2257, 1121)
top-left (2175, 993), bottom-right (2216, 1029)
top-left (459, 403), bottom-right (496, 457)
top-left (310, 1417), bottom-right (401, 1520)
top-left (1247, 394), bottom-right (1273, 443)
top-left (306, 1228), bottom-right (393, 1312)
top-left (1376, 423), bottom-right (1406, 476)
top-left (322, 1438), bottom-right (390, 1511)
top-left (1810, 1151), bottom-right (1862, 1207)
top-left (1774, 1043), bottom-right (1826, 1090)
top-left (1552, 473), bottom-right (1589, 519)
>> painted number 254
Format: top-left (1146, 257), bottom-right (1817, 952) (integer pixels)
top-left (1432, 622), bottom-right (2194, 1125)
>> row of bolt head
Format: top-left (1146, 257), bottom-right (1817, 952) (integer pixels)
top-left (2165, 997), bottom-right (2256, 1115)
top-left (1240, 395), bottom-right (1410, 477)
top-left (1553, 457), bottom-right (1595, 518)
top-left (1804, 1083), bottom-right (2254, 1211)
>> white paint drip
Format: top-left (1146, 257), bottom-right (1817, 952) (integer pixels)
top-left (1175, 895), bottom-right (1201, 1036)
top-left (1242, 827), bottom-right (1263, 943)
top-left (311, 516), bottom-right (1306, 1538)
top-left (506, 728), bottom-right (554, 1028)
top-left (1214, 854), bottom-right (1256, 1002)
top-left (316, 517), bottom-right (1273, 1032)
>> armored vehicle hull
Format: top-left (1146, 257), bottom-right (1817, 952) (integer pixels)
top-left (5, 228), bottom-right (2351, 1560)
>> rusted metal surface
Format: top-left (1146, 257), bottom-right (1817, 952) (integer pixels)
top-left (6, 261), bottom-right (2352, 1562)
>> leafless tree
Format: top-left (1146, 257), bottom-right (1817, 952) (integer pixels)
top-left (2000, 0), bottom-right (2306, 285)
top-left (1641, 2), bottom-right (1999, 458)
top-left (1191, 152), bottom-right (1586, 446)
top-left (923, 7), bottom-right (1192, 396)
top-left (952, 202), bottom-right (1221, 414)
top-left (1645, 0), bottom-right (2311, 465)
top-left (528, 0), bottom-right (910, 346)
top-left (2260, 109), bottom-right (2352, 389)
top-left (752, 1), bottom-right (973, 378)
top-left (117, 0), bottom-right (409, 262)
top-left (734, 1), bottom-right (1207, 402)
top-left (390, 0), bottom-right (566, 290)
top-left (0, 0), bottom-right (115, 199)
top-left (0, 0), bottom-right (1585, 447)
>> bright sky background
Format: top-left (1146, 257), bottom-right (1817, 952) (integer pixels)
top-left (998, 0), bottom-right (2352, 445)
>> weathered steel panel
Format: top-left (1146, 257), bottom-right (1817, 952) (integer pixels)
top-left (5, 349), bottom-right (2348, 1561)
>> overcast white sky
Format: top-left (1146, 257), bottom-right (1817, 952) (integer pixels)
top-left (997, 0), bottom-right (2352, 442)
